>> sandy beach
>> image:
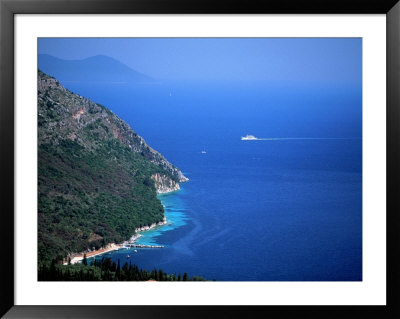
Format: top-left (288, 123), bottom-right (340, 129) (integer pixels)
top-left (64, 217), bottom-right (169, 265)
top-left (66, 243), bottom-right (122, 265)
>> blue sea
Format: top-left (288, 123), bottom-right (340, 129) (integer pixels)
top-left (65, 81), bottom-right (362, 281)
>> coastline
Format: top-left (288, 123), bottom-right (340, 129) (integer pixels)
top-left (65, 210), bottom-right (169, 265)
top-left (66, 243), bottom-right (122, 265)
top-left (125, 216), bottom-right (167, 243)
top-left (64, 181), bottom-right (186, 265)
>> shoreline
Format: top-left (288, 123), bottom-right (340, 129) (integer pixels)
top-left (124, 216), bottom-right (167, 245)
top-left (65, 216), bottom-right (169, 265)
top-left (66, 243), bottom-right (122, 265)
top-left (64, 185), bottom-right (183, 265)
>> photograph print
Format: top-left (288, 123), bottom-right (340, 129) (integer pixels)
top-left (37, 38), bottom-right (362, 281)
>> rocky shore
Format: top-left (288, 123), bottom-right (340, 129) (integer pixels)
top-left (134, 216), bottom-right (167, 233)
top-left (124, 216), bottom-right (168, 245)
top-left (151, 173), bottom-right (183, 194)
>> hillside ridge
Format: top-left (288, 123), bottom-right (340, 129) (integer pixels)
top-left (38, 70), bottom-right (187, 264)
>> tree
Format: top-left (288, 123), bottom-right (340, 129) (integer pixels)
top-left (183, 273), bottom-right (189, 281)
top-left (151, 269), bottom-right (157, 281)
top-left (116, 259), bottom-right (121, 280)
top-left (82, 253), bottom-right (88, 266)
top-left (111, 261), bottom-right (117, 272)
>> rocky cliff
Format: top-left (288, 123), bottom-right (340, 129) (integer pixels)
top-left (151, 173), bottom-right (181, 194)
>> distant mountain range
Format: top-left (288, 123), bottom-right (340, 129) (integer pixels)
top-left (38, 54), bottom-right (154, 84)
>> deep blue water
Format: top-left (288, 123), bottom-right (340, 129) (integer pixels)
top-left (65, 81), bottom-right (362, 281)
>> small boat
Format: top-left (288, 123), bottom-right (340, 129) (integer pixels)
top-left (134, 249), bottom-right (138, 253)
top-left (126, 255), bottom-right (130, 258)
top-left (201, 150), bottom-right (206, 154)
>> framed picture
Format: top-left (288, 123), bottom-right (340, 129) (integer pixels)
top-left (1, 0), bottom-right (399, 318)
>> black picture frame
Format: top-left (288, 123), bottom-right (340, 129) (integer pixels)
top-left (1, 0), bottom-right (399, 318)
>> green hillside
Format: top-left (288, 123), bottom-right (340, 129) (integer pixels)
top-left (38, 70), bottom-right (186, 265)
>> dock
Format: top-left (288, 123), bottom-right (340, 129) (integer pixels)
top-left (124, 244), bottom-right (164, 249)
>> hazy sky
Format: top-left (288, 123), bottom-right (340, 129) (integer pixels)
top-left (38, 38), bottom-right (361, 87)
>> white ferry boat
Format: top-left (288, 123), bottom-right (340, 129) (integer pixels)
top-left (241, 135), bottom-right (258, 141)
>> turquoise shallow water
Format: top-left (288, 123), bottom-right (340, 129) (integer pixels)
top-left (134, 191), bottom-right (189, 246)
